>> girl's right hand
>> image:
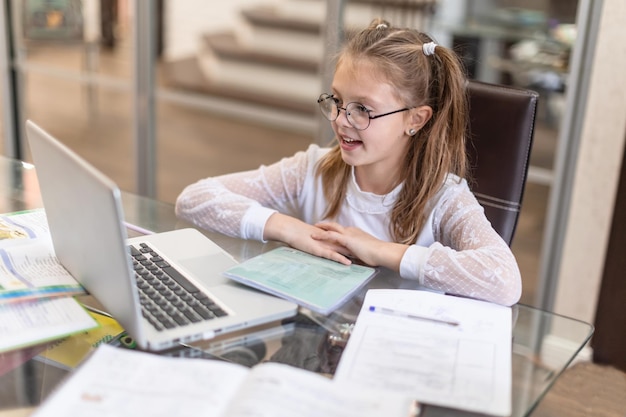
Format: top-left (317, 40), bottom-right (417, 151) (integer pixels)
top-left (263, 213), bottom-right (353, 265)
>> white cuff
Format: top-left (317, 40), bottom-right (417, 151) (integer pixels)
top-left (241, 205), bottom-right (277, 241)
top-left (399, 244), bottom-right (430, 283)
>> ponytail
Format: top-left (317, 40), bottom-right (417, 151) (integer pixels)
top-left (316, 19), bottom-right (469, 244)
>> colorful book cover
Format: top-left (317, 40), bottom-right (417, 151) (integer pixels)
top-left (37, 309), bottom-right (124, 370)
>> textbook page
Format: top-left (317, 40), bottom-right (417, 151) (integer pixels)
top-left (0, 210), bottom-right (84, 302)
top-left (224, 362), bottom-right (415, 417)
top-left (33, 344), bottom-right (415, 417)
top-left (334, 289), bottom-right (512, 416)
top-left (223, 246), bottom-right (377, 315)
top-left (32, 344), bottom-right (249, 417)
top-left (0, 297), bottom-right (99, 353)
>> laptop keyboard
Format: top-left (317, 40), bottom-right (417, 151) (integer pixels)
top-left (128, 242), bottom-right (229, 331)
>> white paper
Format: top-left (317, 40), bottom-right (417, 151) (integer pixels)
top-left (0, 297), bottom-right (98, 353)
top-left (226, 363), bottom-right (414, 417)
top-left (32, 344), bottom-right (249, 417)
top-left (33, 345), bottom-right (415, 417)
top-left (334, 289), bottom-right (512, 416)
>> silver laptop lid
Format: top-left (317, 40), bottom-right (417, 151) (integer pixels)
top-left (26, 120), bottom-right (298, 351)
top-left (26, 120), bottom-right (147, 343)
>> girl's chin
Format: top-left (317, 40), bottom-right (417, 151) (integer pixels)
top-left (339, 149), bottom-right (362, 167)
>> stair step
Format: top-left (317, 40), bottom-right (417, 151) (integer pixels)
top-left (196, 30), bottom-right (320, 108)
top-left (277, 0), bottom-right (438, 28)
top-left (202, 31), bottom-right (319, 73)
top-left (350, 0), bottom-right (437, 8)
top-left (160, 0), bottom-right (437, 127)
top-left (161, 56), bottom-right (316, 116)
top-left (238, 5), bottom-right (325, 63)
top-left (241, 5), bottom-right (321, 35)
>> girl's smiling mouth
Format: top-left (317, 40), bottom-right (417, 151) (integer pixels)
top-left (340, 136), bottom-right (363, 150)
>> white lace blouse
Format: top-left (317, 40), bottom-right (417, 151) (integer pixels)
top-left (176, 144), bottom-right (522, 306)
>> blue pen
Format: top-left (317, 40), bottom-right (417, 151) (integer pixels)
top-left (368, 305), bottom-right (459, 327)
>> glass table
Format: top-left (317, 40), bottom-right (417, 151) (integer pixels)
top-left (0, 157), bottom-right (593, 416)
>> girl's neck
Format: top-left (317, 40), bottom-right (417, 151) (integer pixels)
top-left (354, 166), bottom-right (401, 195)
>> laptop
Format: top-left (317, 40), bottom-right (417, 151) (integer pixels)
top-left (25, 120), bottom-right (297, 352)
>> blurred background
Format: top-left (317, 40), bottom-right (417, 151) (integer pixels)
top-left (0, 0), bottom-right (585, 309)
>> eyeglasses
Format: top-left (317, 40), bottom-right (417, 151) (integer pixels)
top-left (317, 93), bottom-right (410, 130)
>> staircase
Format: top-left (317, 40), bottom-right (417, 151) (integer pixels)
top-left (161, 0), bottom-right (437, 133)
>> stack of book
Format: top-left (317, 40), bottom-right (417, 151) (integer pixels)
top-left (0, 209), bottom-right (100, 354)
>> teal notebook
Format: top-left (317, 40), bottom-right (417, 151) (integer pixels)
top-left (223, 247), bottom-right (377, 315)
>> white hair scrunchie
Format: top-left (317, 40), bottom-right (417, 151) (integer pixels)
top-left (376, 23), bottom-right (388, 30)
top-left (422, 42), bottom-right (437, 56)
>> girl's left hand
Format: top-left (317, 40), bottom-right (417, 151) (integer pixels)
top-left (311, 222), bottom-right (408, 271)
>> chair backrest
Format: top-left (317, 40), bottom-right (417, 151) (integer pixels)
top-left (466, 81), bottom-right (539, 246)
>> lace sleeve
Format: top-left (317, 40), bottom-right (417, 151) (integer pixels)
top-left (175, 148), bottom-right (311, 240)
top-left (419, 187), bottom-right (522, 306)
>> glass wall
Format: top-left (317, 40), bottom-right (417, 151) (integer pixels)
top-left (4, 0), bottom-right (136, 190)
top-left (0, 0), bottom-right (592, 309)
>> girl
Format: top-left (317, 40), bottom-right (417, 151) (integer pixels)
top-left (175, 19), bottom-right (522, 306)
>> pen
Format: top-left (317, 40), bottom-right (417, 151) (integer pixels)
top-left (368, 305), bottom-right (459, 327)
top-left (124, 221), bottom-right (155, 236)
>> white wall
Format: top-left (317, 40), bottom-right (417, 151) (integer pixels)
top-left (553, 0), bottom-right (626, 323)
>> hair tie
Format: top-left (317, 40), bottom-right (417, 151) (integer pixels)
top-left (423, 42), bottom-right (437, 56)
top-left (376, 23), bottom-right (388, 30)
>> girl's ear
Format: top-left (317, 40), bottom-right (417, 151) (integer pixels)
top-left (408, 105), bottom-right (433, 133)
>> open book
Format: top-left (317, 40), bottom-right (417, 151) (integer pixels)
top-left (223, 247), bottom-right (377, 315)
top-left (33, 344), bottom-right (417, 417)
top-left (0, 210), bottom-right (97, 354)
top-left (0, 209), bottom-right (84, 303)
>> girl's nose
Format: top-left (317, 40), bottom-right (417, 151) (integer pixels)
top-left (335, 107), bottom-right (352, 128)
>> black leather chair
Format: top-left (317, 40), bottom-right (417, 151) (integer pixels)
top-left (466, 81), bottom-right (539, 246)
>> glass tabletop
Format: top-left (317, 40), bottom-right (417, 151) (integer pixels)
top-left (0, 157), bottom-right (593, 416)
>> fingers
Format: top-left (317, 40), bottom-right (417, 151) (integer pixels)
top-left (325, 251), bottom-right (352, 266)
top-left (311, 230), bottom-right (346, 251)
top-left (314, 221), bottom-right (343, 232)
top-left (310, 224), bottom-right (350, 253)
top-left (311, 222), bottom-right (344, 241)
top-left (305, 229), bottom-right (352, 265)
top-left (311, 238), bottom-right (352, 261)
top-left (308, 236), bottom-right (353, 266)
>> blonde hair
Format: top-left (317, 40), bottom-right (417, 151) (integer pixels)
top-left (315, 18), bottom-right (469, 244)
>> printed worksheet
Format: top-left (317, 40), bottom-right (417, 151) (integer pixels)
top-left (334, 289), bottom-right (512, 416)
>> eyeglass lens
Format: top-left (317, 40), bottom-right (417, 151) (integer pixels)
top-left (318, 94), bottom-right (339, 120)
top-left (318, 95), bottom-right (371, 130)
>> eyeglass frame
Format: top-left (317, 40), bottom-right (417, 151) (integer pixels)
top-left (317, 93), bottom-right (411, 130)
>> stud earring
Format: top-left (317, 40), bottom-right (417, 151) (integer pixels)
top-left (408, 129), bottom-right (417, 136)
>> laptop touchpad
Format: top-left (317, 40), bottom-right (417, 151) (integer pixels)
top-left (178, 253), bottom-right (237, 286)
